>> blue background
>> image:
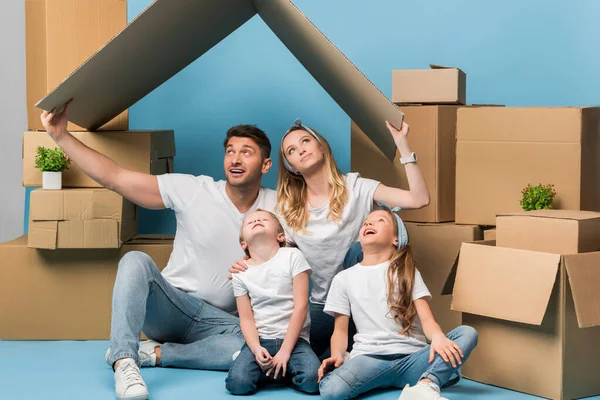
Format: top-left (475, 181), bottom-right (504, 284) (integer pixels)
top-left (23, 0), bottom-right (600, 234)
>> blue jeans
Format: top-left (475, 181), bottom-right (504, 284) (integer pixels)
top-left (319, 326), bottom-right (479, 400)
top-left (310, 242), bottom-right (363, 359)
top-left (106, 251), bottom-right (244, 370)
top-left (225, 338), bottom-right (320, 395)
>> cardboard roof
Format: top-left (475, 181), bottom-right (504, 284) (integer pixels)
top-left (35, 0), bottom-right (404, 161)
top-left (497, 210), bottom-right (600, 221)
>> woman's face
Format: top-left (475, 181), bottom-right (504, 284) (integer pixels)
top-left (281, 129), bottom-right (324, 174)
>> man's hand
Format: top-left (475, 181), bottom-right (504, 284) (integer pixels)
top-left (227, 257), bottom-right (249, 280)
top-left (318, 355), bottom-right (345, 382)
top-left (40, 100), bottom-right (72, 143)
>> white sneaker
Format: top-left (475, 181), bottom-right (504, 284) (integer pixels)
top-left (398, 381), bottom-right (449, 400)
top-left (114, 358), bottom-right (149, 400)
top-left (105, 340), bottom-right (160, 368)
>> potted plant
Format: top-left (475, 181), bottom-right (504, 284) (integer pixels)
top-left (34, 146), bottom-right (71, 190)
top-left (520, 183), bottom-right (556, 211)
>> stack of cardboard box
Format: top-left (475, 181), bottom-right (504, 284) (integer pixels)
top-left (0, 1), bottom-right (175, 340)
top-left (351, 65), bottom-right (481, 333)
top-left (444, 210), bottom-right (600, 399)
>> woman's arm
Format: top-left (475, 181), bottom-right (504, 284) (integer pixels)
top-left (373, 121), bottom-right (430, 209)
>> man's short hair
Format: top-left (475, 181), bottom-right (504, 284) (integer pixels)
top-left (224, 125), bottom-right (271, 159)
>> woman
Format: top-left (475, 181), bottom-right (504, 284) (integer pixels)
top-left (276, 118), bottom-right (429, 358)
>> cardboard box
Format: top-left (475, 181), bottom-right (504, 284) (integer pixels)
top-left (444, 241), bottom-right (600, 400)
top-left (456, 107), bottom-right (600, 225)
top-left (351, 106), bottom-right (459, 222)
top-left (28, 189), bottom-right (137, 249)
top-left (392, 65), bottom-right (466, 105)
top-left (0, 235), bottom-right (174, 340)
top-left (26, 0), bottom-right (128, 131)
top-left (483, 228), bottom-right (496, 240)
top-left (23, 130), bottom-right (175, 187)
top-left (496, 210), bottom-right (600, 254)
top-left (405, 223), bottom-right (482, 333)
top-left (35, 0), bottom-right (405, 161)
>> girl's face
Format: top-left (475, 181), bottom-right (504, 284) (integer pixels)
top-left (281, 129), bottom-right (324, 174)
top-left (359, 210), bottom-right (398, 249)
top-left (240, 211), bottom-right (285, 249)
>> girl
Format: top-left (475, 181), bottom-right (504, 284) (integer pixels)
top-left (276, 118), bottom-right (430, 357)
top-left (318, 207), bottom-right (478, 400)
top-left (225, 210), bottom-right (320, 395)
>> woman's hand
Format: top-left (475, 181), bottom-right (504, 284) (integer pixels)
top-left (429, 332), bottom-right (464, 368)
top-left (385, 120), bottom-right (410, 144)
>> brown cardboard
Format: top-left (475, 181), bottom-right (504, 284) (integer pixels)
top-left (26, 0), bottom-right (128, 131)
top-left (405, 223), bottom-right (481, 333)
top-left (35, 0), bottom-right (404, 161)
top-left (483, 228), bottom-right (496, 240)
top-left (456, 107), bottom-right (600, 225)
top-left (23, 130), bottom-right (175, 187)
top-left (351, 106), bottom-right (459, 222)
top-left (28, 189), bottom-right (137, 249)
top-left (0, 235), bottom-right (174, 340)
top-left (496, 210), bottom-right (600, 254)
top-left (392, 66), bottom-right (466, 105)
top-left (445, 242), bottom-right (600, 399)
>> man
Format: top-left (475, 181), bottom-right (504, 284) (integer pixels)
top-left (40, 101), bottom-right (277, 400)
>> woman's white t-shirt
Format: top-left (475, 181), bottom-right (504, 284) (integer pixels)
top-left (280, 172), bottom-right (380, 305)
top-left (324, 261), bottom-right (432, 358)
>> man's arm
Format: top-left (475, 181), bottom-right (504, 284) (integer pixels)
top-left (41, 101), bottom-right (165, 210)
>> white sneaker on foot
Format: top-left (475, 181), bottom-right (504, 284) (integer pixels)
top-left (105, 340), bottom-right (160, 368)
top-left (114, 358), bottom-right (149, 400)
top-left (398, 381), bottom-right (449, 400)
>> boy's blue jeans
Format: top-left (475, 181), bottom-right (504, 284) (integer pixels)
top-left (226, 338), bottom-right (320, 395)
top-left (319, 326), bottom-right (479, 400)
top-left (106, 251), bottom-right (244, 370)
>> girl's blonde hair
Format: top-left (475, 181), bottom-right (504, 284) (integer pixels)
top-left (377, 207), bottom-right (417, 335)
top-left (239, 209), bottom-right (286, 257)
top-left (277, 126), bottom-right (348, 232)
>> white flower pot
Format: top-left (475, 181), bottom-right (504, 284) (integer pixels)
top-left (42, 171), bottom-right (62, 190)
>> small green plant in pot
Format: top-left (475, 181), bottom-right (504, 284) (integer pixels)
top-left (35, 146), bottom-right (71, 190)
top-left (520, 183), bottom-right (556, 211)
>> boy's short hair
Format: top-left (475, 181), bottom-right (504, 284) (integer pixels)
top-left (239, 209), bottom-right (286, 257)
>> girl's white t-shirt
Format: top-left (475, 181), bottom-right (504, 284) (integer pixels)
top-left (324, 261), bottom-right (432, 358)
top-left (157, 173), bottom-right (277, 313)
top-left (231, 247), bottom-right (312, 342)
top-left (280, 172), bottom-right (380, 305)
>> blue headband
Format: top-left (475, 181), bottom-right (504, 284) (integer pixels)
top-left (376, 201), bottom-right (408, 249)
top-left (280, 118), bottom-right (322, 175)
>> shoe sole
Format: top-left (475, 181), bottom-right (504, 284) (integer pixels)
top-left (117, 394), bottom-right (149, 400)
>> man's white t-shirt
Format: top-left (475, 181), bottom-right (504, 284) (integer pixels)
top-left (280, 172), bottom-right (380, 305)
top-left (157, 174), bottom-right (277, 313)
top-left (231, 248), bottom-right (312, 342)
top-left (324, 261), bottom-right (432, 358)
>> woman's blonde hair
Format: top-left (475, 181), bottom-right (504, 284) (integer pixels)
top-left (377, 207), bottom-right (417, 335)
top-left (239, 209), bottom-right (286, 257)
top-left (277, 126), bottom-right (348, 232)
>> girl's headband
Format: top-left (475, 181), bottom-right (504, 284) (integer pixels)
top-left (280, 118), bottom-right (322, 175)
top-left (376, 201), bottom-right (408, 249)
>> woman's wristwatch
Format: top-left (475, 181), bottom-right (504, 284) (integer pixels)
top-left (399, 152), bottom-right (418, 165)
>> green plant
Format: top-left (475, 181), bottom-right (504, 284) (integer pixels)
top-left (520, 183), bottom-right (556, 211)
top-left (34, 146), bottom-right (71, 172)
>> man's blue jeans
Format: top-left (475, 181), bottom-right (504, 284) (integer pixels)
top-left (106, 251), bottom-right (244, 370)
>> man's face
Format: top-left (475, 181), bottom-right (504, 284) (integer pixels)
top-left (223, 137), bottom-right (271, 188)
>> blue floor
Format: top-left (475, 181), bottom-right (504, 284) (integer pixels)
top-left (0, 341), bottom-right (593, 400)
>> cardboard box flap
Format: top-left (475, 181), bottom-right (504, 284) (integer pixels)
top-left (126, 234), bottom-right (175, 244)
top-left (564, 253), bottom-right (600, 328)
top-left (450, 242), bottom-right (561, 325)
top-left (35, 0), bottom-right (257, 131)
top-left (36, 0), bottom-right (401, 160)
top-left (497, 210), bottom-right (600, 222)
top-left (429, 64), bottom-right (460, 70)
top-left (255, 0), bottom-right (402, 160)
top-left (442, 240), bottom-right (495, 296)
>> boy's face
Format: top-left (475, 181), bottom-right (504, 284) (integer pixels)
top-left (240, 211), bottom-right (285, 250)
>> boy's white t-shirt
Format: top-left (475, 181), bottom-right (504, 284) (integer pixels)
top-left (231, 247), bottom-right (312, 342)
top-left (280, 172), bottom-right (380, 305)
top-left (324, 261), bottom-right (432, 358)
top-left (157, 173), bottom-right (277, 313)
